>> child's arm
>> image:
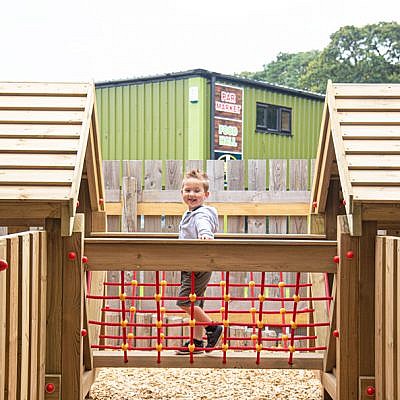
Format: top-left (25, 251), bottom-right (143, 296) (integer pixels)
top-left (195, 215), bottom-right (215, 240)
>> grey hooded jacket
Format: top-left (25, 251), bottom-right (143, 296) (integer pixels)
top-left (179, 205), bottom-right (219, 239)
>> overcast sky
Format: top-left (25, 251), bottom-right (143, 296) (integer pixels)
top-left (2, 0), bottom-right (399, 83)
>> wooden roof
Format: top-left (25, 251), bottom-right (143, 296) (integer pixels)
top-left (311, 81), bottom-right (400, 234)
top-left (0, 82), bottom-right (105, 235)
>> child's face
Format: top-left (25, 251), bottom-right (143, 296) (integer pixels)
top-left (181, 178), bottom-right (209, 211)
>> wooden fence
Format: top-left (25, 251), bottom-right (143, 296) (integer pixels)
top-left (375, 236), bottom-right (400, 400)
top-left (0, 230), bottom-right (47, 400)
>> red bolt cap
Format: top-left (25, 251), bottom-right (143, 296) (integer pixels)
top-left (82, 256), bottom-right (88, 264)
top-left (333, 255), bottom-right (340, 264)
top-left (0, 259), bottom-right (9, 271)
top-left (99, 198), bottom-right (104, 205)
top-left (341, 199), bottom-right (346, 206)
top-left (45, 383), bottom-right (55, 393)
top-left (76, 200), bottom-right (80, 208)
top-left (68, 251), bottom-right (76, 260)
top-left (333, 329), bottom-right (339, 338)
top-left (81, 329), bottom-right (88, 337)
top-left (346, 250), bottom-right (354, 259)
top-left (312, 201), bottom-right (317, 209)
top-left (366, 386), bottom-right (375, 396)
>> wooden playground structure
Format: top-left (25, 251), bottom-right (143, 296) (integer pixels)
top-left (0, 81), bottom-right (400, 399)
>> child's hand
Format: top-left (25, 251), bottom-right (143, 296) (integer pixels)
top-left (199, 235), bottom-right (213, 240)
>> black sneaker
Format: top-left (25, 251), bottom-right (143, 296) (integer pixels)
top-left (175, 339), bottom-right (204, 355)
top-left (205, 325), bottom-right (223, 351)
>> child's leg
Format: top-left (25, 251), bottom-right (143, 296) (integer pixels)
top-left (179, 305), bottom-right (212, 340)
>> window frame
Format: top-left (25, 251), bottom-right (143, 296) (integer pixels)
top-left (256, 102), bottom-right (292, 136)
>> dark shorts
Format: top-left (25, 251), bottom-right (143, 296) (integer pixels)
top-left (176, 271), bottom-right (212, 308)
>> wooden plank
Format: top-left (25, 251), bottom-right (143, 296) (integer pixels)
top-left (0, 239), bottom-right (6, 400)
top-left (0, 82), bottom-right (90, 95)
top-left (103, 160), bottom-right (120, 232)
top-left (353, 186), bottom-right (400, 201)
top-left (350, 170), bottom-right (400, 185)
top-left (143, 160), bottom-right (162, 232)
top-left (375, 237), bottom-right (386, 400)
top-left (123, 160), bottom-right (143, 231)
top-left (248, 159), bottom-right (266, 234)
top-left (37, 231), bottom-right (47, 400)
top-left (335, 98), bottom-right (400, 111)
top-left (0, 110), bottom-right (84, 124)
top-left (93, 350), bottom-right (324, 370)
top-left (0, 123), bottom-right (82, 137)
top-left (206, 159), bottom-right (224, 232)
top-left (289, 159), bottom-right (308, 234)
top-left (384, 238), bottom-right (397, 399)
top-left (269, 159), bottom-right (287, 234)
top-left (341, 124), bottom-right (400, 139)
top-left (28, 232), bottom-right (40, 399)
top-left (333, 83), bottom-right (400, 98)
top-left (84, 238), bottom-right (338, 273)
top-left (121, 177), bottom-right (137, 232)
top-left (344, 140), bottom-right (400, 154)
top-left (0, 186), bottom-right (70, 200)
top-left (185, 160), bottom-right (203, 172)
top-left (0, 96), bottom-right (86, 110)
top-left (338, 111), bottom-right (400, 125)
top-left (0, 169), bottom-right (74, 185)
top-left (324, 278), bottom-right (337, 373)
top-left (322, 372), bottom-right (336, 400)
top-left (347, 154), bottom-right (400, 169)
top-left (18, 234), bottom-right (30, 400)
top-left (85, 125), bottom-right (101, 211)
top-left (359, 376), bottom-right (376, 400)
top-left (336, 216), bottom-right (360, 399)
top-left (4, 236), bottom-right (19, 399)
top-left (398, 242), bottom-right (400, 400)
top-left (164, 160), bottom-right (182, 233)
top-left (0, 137), bottom-right (79, 154)
top-left (0, 153), bottom-right (76, 169)
top-left (62, 214), bottom-right (85, 399)
top-left (44, 374), bottom-right (61, 400)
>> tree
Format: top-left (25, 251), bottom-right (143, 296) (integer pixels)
top-left (301, 21), bottom-right (400, 93)
top-left (238, 21), bottom-right (400, 94)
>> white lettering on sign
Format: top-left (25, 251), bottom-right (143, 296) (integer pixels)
top-left (219, 136), bottom-right (237, 147)
top-left (215, 101), bottom-right (241, 114)
top-left (221, 91), bottom-right (236, 104)
top-left (218, 124), bottom-right (238, 137)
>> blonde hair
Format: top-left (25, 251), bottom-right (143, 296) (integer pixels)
top-left (182, 169), bottom-right (210, 191)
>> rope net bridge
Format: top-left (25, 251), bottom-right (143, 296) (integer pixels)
top-left (87, 269), bottom-right (332, 367)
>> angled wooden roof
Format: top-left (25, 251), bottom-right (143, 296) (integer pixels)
top-left (311, 81), bottom-right (400, 234)
top-left (0, 82), bottom-right (105, 235)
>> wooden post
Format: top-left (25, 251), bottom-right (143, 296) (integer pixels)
top-left (0, 238), bottom-right (6, 400)
top-left (62, 214), bottom-right (85, 399)
top-left (122, 177), bottom-right (137, 232)
top-left (336, 215), bottom-right (360, 399)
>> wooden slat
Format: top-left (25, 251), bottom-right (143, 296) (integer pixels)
top-left (353, 186), bottom-right (400, 201)
top-left (0, 186), bottom-right (70, 200)
top-left (0, 138), bottom-right (79, 153)
top-left (0, 96), bottom-right (86, 110)
top-left (143, 160), bottom-right (162, 232)
top-left (347, 154), bottom-right (400, 170)
top-left (121, 177), bottom-right (137, 232)
top-left (0, 110), bottom-right (84, 124)
top-left (0, 239), bottom-right (6, 400)
top-left (322, 372), bottom-right (336, 400)
top-left (344, 139), bottom-right (400, 154)
top-left (123, 160), bottom-right (143, 231)
top-left (0, 123), bottom-right (82, 137)
top-left (84, 238), bottom-right (338, 273)
top-left (0, 169), bottom-right (74, 185)
top-left (333, 83), bottom-right (400, 98)
top-left (336, 98), bottom-right (400, 111)
top-left (248, 159), bottom-right (267, 234)
top-left (103, 160), bottom-right (120, 232)
top-left (341, 124), bottom-right (400, 139)
top-left (0, 82), bottom-right (90, 95)
top-left (0, 153), bottom-right (76, 169)
top-left (338, 111), bottom-right (400, 125)
top-left (349, 170), bottom-right (400, 185)
top-left (164, 160), bottom-right (183, 233)
top-left (269, 159), bottom-right (287, 234)
top-left (93, 350), bottom-right (324, 370)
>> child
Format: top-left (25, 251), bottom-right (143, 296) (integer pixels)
top-left (176, 169), bottom-right (223, 354)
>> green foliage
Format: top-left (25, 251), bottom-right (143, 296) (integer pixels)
top-left (239, 21), bottom-right (400, 94)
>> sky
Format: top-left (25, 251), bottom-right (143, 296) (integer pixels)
top-left (1, 0), bottom-right (399, 83)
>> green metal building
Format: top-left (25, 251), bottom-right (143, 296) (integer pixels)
top-left (95, 69), bottom-right (324, 162)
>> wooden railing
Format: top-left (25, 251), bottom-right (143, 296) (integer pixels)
top-left (0, 230), bottom-right (47, 400)
top-left (102, 159), bottom-right (314, 234)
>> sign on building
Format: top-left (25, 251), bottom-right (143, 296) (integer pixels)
top-left (213, 83), bottom-right (243, 160)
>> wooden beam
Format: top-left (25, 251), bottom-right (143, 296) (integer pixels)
top-left (322, 372), bottom-right (336, 400)
top-left (93, 350), bottom-right (323, 370)
top-left (84, 238), bottom-right (337, 273)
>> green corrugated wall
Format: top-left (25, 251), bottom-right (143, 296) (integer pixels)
top-left (96, 77), bottom-right (323, 162)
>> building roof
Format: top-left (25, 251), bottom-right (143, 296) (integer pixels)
top-left (0, 81), bottom-right (105, 235)
top-left (311, 80), bottom-right (400, 235)
top-left (95, 69), bottom-right (325, 101)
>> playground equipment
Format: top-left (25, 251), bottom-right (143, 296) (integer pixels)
top-left (1, 80), bottom-right (400, 399)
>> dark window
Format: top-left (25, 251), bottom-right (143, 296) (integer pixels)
top-left (256, 103), bottom-right (292, 136)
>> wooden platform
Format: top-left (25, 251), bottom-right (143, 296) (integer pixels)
top-left (93, 350), bottom-right (324, 370)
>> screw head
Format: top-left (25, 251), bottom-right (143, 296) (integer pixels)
top-left (67, 252), bottom-right (76, 260)
top-left (99, 198), bottom-right (104, 206)
top-left (45, 383), bottom-right (55, 393)
top-left (81, 329), bottom-right (88, 337)
top-left (333, 255), bottom-right (340, 264)
top-left (81, 256), bottom-right (88, 264)
top-left (333, 329), bottom-right (339, 338)
top-left (346, 250), bottom-right (354, 259)
top-left (366, 386), bottom-right (375, 396)
top-left (312, 201), bottom-right (318, 209)
top-left (0, 259), bottom-right (9, 271)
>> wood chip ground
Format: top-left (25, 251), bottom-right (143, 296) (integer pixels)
top-left (89, 368), bottom-right (323, 400)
